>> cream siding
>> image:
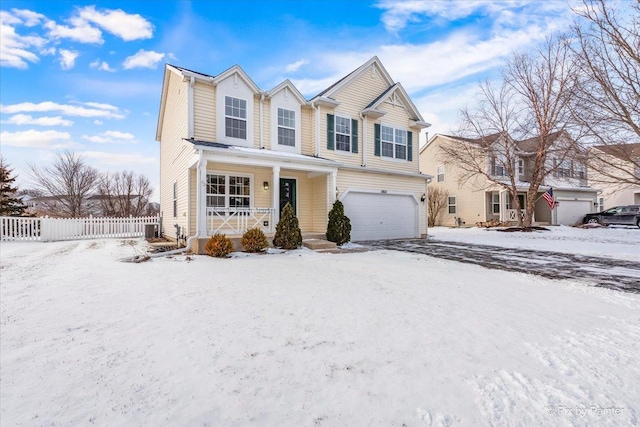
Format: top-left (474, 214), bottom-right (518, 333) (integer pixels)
top-left (193, 81), bottom-right (216, 141)
top-left (262, 98), bottom-right (271, 150)
top-left (302, 106), bottom-right (314, 156)
top-left (253, 96), bottom-right (261, 149)
top-left (337, 169), bottom-right (428, 236)
top-left (311, 175), bottom-right (328, 232)
top-left (159, 70), bottom-right (195, 237)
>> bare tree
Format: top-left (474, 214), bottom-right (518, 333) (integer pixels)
top-left (28, 151), bottom-right (99, 218)
top-left (96, 171), bottom-right (154, 217)
top-left (427, 186), bottom-right (449, 227)
top-left (439, 35), bottom-right (580, 227)
top-left (571, 0), bottom-right (640, 186)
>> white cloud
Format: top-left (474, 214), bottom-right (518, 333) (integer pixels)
top-left (122, 49), bottom-right (165, 69)
top-left (59, 49), bottom-right (79, 70)
top-left (90, 59), bottom-right (115, 72)
top-left (40, 47), bottom-right (56, 56)
top-left (3, 114), bottom-right (73, 126)
top-left (1, 101), bottom-right (125, 119)
top-left (11, 9), bottom-right (46, 27)
top-left (0, 129), bottom-right (76, 149)
top-left (0, 11), bottom-right (47, 68)
top-left (285, 59), bottom-right (309, 73)
top-left (81, 151), bottom-right (156, 165)
top-left (94, 120), bottom-right (103, 125)
top-left (82, 130), bottom-right (136, 144)
top-left (81, 101), bottom-right (119, 111)
top-left (78, 6), bottom-right (153, 41)
top-left (44, 16), bottom-right (103, 44)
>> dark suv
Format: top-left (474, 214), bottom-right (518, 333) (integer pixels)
top-left (583, 205), bottom-right (640, 228)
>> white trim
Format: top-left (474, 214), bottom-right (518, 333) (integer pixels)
top-left (311, 56), bottom-right (394, 101)
top-left (334, 114), bottom-right (352, 153)
top-left (205, 170), bottom-right (255, 211)
top-left (447, 195), bottom-right (457, 215)
top-left (380, 123), bottom-right (408, 161)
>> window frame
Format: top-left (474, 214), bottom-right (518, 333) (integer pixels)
top-left (224, 96), bottom-right (247, 140)
top-left (277, 107), bottom-right (296, 147)
top-left (380, 124), bottom-right (408, 160)
top-left (172, 181), bottom-right (178, 217)
top-left (492, 192), bottom-right (500, 214)
top-left (206, 173), bottom-right (253, 213)
top-left (334, 115), bottom-right (351, 152)
top-left (448, 195), bottom-right (457, 215)
top-left (436, 165), bottom-right (445, 182)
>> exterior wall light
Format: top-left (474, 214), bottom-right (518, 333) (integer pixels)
top-left (263, 181), bottom-right (269, 191)
top-left (420, 193), bottom-right (426, 202)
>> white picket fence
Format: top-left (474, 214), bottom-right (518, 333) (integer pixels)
top-left (0, 215), bottom-right (159, 242)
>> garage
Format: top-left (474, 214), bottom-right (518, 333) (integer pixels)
top-left (341, 191), bottom-right (419, 240)
top-left (556, 199), bottom-right (592, 225)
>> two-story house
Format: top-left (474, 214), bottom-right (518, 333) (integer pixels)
top-left (156, 57), bottom-right (431, 251)
top-left (587, 143), bottom-right (640, 210)
top-left (420, 132), bottom-right (599, 226)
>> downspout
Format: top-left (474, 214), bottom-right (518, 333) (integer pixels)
top-left (360, 113), bottom-right (367, 167)
top-left (151, 148), bottom-right (203, 257)
top-left (259, 93), bottom-right (265, 149)
top-left (188, 76), bottom-right (195, 139)
top-left (311, 102), bottom-right (319, 156)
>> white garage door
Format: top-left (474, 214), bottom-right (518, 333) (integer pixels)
top-left (342, 191), bottom-right (418, 240)
top-left (556, 200), bottom-right (592, 225)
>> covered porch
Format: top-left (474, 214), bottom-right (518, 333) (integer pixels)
top-left (187, 143), bottom-right (339, 250)
top-left (485, 189), bottom-right (538, 224)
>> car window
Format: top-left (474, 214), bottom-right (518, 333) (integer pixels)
top-left (605, 207), bottom-right (621, 214)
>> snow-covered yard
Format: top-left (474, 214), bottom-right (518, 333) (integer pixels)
top-left (1, 227), bottom-right (639, 426)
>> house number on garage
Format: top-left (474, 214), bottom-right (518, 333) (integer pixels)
top-left (381, 190), bottom-right (387, 193)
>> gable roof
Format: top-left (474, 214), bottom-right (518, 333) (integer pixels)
top-left (517, 131), bottom-right (567, 153)
top-left (592, 142), bottom-right (640, 160)
top-left (266, 79), bottom-right (307, 104)
top-left (309, 56), bottom-right (395, 102)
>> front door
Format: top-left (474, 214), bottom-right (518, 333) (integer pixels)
top-left (279, 178), bottom-right (296, 216)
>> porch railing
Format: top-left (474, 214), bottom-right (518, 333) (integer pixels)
top-left (505, 209), bottom-right (534, 223)
top-left (206, 208), bottom-right (274, 235)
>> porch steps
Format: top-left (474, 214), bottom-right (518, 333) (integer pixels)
top-left (302, 238), bottom-right (337, 250)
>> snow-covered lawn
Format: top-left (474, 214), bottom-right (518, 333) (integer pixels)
top-left (1, 229), bottom-right (639, 426)
top-left (429, 225), bottom-right (640, 261)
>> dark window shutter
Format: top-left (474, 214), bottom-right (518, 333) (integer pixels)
top-left (351, 119), bottom-right (358, 153)
top-left (327, 114), bottom-right (334, 150)
top-left (374, 123), bottom-right (381, 157)
top-left (407, 131), bottom-right (413, 161)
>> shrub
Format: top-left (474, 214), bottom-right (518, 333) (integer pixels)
top-left (241, 227), bottom-right (268, 253)
top-left (326, 200), bottom-right (351, 245)
top-left (204, 233), bottom-right (235, 257)
top-left (273, 203), bottom-right (302, 249)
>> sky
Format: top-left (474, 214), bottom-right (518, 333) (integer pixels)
top-left (0, 0), bottom-right (589, 201)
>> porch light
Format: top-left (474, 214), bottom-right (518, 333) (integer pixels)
top-left (420, 193), bottom-right (426, 202)
top-left (263, 181), bottom-right (269, 191)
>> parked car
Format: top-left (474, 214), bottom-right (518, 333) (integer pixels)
top-left (583, 205), bottom-right (640, 227)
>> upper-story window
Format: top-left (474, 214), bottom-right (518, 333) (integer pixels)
top-left (517, 159), bottom-right (524, 175)
top-left (225, 96), bottom-right (247, 139)
top-left (277, 108), bottom-right (295, 147)
top-left (556, 158), bottom-right (572, 178)
top-left (335, 116), bottom-right (351, 151)
top-left (381, 125), bottom-right (407, 160)
top-left (436, 165), bottom-right (445, 182)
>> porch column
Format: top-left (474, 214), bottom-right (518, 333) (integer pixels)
top-left (198, 159), bottom-right (208, 236)
top-left (500, 190), bottom-right (507, 222)
top-left (328, 171), bottom-right (337, 212)
top-left (272, 166), bottom-right (280, 226)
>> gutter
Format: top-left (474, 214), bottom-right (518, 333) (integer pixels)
top-left (360, 112), bottom-right (367, 167)
top-left (188, 76), bottom-right (195, 139)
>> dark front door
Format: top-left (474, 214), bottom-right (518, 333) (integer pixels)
top-left (279, 178), bottom-right (296, 216)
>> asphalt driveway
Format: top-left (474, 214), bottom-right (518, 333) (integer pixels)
top-left (361, 238), bottom-right (640, 294)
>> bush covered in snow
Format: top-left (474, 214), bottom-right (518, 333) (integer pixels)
top-left (204, 233), bottom-right (234, 257)
top-left (241, 227), bottom-right (268, 253)
top-left (273, 203), bottom-right (302, 249)
top-left (326, 200), bottom-right (351, 245)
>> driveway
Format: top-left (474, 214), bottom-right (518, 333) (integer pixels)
top-left (361, 238), bottom-right (640, 294)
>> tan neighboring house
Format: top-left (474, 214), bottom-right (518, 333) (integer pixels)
top-left (588, 143), bottom-right (640, 210)
top-left (420, 132), bottom-right (599, 227)
top-left (156, 57), bottom-right (431, 250)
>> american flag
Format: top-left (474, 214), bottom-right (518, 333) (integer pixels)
top-left (543, 188), bottom-right (555, 209)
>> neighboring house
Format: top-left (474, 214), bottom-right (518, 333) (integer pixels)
top-left (420, 132), bottom-right (599, 226)
top-left (588, 143), bottom-right (640, 210)
top-left (156, 56), bottom-right (431, 250)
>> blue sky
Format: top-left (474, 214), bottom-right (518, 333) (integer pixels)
top-left (1, 0), bottom-right (585, 200)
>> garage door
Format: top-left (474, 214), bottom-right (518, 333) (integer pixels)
top-left (341, 191), bottom-right (418, 240)
top-left (556, 200), bottom-right (592, 225)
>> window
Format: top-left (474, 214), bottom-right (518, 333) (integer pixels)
top-left (381, 125), bottom-right (407, 160)
top-left (436, 165), bottom-right (445, 182)
top-left (492, 192), bottom-right (500, 214)
top-left (599, 197), bottom-right (604, 211)
top-left (491, 155), bottom-right (508, 176)
top-left (575, 163), bottom-right (586, 180)
top-left (225, 96), bottom-right (247, 139)
top-left (172, 182), bottom-right (178, 217)
top-left (335, 116), bottom-right (351, 151)
top-left (517, 159), bottom-right (524, 175)
top-left (556, 158), bottom-right (572, 178)
top-left (448, 196), bottom-right (457, 214)
top-left (277, 108), bottom-right (295, 147)
top-left (207, 174), bottom-right (251, 211)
